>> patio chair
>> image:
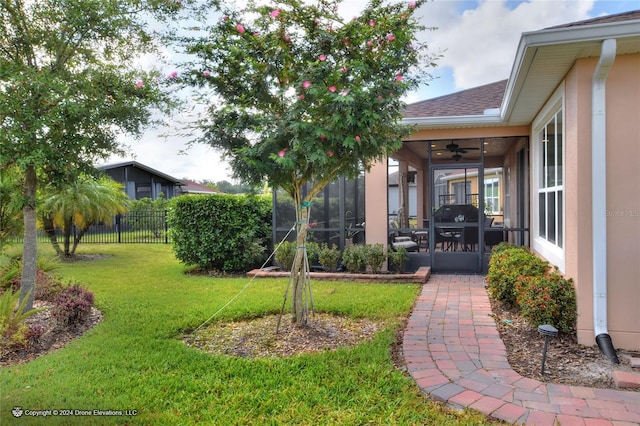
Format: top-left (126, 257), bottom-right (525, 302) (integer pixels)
top-left (389, 220), bottom-right (419, 252)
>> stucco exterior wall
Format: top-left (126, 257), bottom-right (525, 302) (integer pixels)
top-left (600, 53), bottom-right (640, 350)
top-left (564, 54), bottom-right (640, 350)
top-left (365, 159), bottom-right (390, 266)
top-left (563, 60), bottom-right (595, 349)
top-left (367, 52), bottom-right (640, 351)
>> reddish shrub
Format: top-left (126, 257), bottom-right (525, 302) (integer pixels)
top-left (515, 272), bottom-right (576, 333)
top-left (52, 285), bottom-right (94, 327)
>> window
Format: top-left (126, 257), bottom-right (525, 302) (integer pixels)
top-left (136, 183), bottom-right (152, 200)
top-left (484, 178), bottom-right (500, 214)
top-left (532, 87), bottom-right (564, 271)
top-left (451, 181), bottom-right (471, 205)
top-left (538, 110), bottom-right (563, 247)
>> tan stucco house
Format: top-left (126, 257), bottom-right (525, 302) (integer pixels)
top-left (364, 10), bottom-right (640, 353)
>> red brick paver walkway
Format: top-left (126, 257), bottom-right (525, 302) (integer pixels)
top-left (403, 274), bottom-right (640, 425)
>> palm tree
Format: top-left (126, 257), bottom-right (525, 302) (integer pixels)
top-left (39, 175), bottom-right (129, 257)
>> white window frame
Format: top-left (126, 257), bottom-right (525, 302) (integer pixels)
top-left (532, 84), bottom-right (565, 272)
top-left (484, 177), bottom-right (500, 215)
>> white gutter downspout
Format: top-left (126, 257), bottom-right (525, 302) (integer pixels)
top-left (592, 38), bottom-right (619, 364)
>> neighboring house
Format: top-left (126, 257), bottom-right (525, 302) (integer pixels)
top-left (364, 10), bottom-right (640, 352)
top-left (97, 161), bottom-right (184, 200)
top-left (177, 179), bottom-right (223, 195)
top-left (439, 167), bottom-right (504, 216)
top-left (388, 167), bottom-right (417, 218)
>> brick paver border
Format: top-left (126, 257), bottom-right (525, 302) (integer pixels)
top-left (403, 274), bottom-right (640, 425)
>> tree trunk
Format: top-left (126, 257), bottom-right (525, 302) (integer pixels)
top-left (63, 216), bottom-right (73, 256)
top-left (20, 165), bottom-right (38, 311)
top-left (42, 215), bottom-right (63, 256)
top-left (71, 222), bottom-right (93, 255)
top-left (289, 201), bottom-right (312, 326)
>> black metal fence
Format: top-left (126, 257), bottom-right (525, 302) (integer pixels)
top-left (14, 210), bottom-right (170, 244)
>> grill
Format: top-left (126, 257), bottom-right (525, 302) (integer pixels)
top-left (432, 204), bottom-right (479, 223)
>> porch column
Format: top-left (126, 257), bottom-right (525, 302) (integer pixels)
top-left (416, 159), bottom-right (429, 228)
top-left (398, 160), bottom-right (409, 229)
top-left (416, 168), bottom-right (424, 227)
top-left (365, 159), bottom-right (389, 251)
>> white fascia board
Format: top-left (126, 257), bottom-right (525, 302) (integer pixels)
top-left (521, 19), bottom-right (640, 48)
top-left (402, 114), bottom-right (503, 128)
top-left (501, 19), bottom-right (640, 121)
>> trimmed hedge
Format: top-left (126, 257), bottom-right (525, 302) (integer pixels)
top-left (486, 243), bottom-right (577, 332)
top-left (485, 243), bottom-right (549, 307)
top-left (515, 272), bottom-right (577, 333)
top-left (168, 194), bottom-right (272, 272)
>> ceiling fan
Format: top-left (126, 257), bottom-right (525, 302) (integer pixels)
top-left (433, 142), bottom-right (480, 160)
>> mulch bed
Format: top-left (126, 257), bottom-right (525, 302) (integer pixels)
top-left (490, 298), bottom-right (639, 390)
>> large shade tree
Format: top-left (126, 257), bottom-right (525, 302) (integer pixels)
top-left (178, 0), bottom-right (436, 325)
top-left (0, 166), bottom-right (23, 251)
top-left (0, 0), bottom-right (183, 309)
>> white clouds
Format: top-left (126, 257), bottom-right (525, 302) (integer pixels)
top-left (107, 101), bottom-right (234, 182)
top-left (420, 0), bottom-right (596, 90)
top-left (119, 0), bottom-right (631, 183)
top-left (108, 134), bottom-right (232, 183)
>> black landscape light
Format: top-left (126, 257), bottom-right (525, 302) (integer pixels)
top-left (538, 324), bottom-right (558, 376)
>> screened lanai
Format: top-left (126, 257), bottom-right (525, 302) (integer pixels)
top-left (271, 172), bottom-right (366, 253)
top-left (388, 135), bottom-right (530, 273)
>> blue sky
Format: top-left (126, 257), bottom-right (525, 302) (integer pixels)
top-left (106, 0), bottom-right (639, 182)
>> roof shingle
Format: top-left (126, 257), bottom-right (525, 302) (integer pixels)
top-left (402, 80), bottom-right (507, 119)
top-left (545, 9), bottom-right (640, 30)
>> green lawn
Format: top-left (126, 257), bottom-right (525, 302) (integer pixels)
top-left (1, 244), bottom-right (491, 425)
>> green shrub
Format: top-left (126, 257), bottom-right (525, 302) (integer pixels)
top-left (34, 270), bottom-right (66, 302)
top-left (275, 241), bottom-right (296, 271)
top-left (2, 253), bottom-right (60, 291)
top-left (365, 244), bottom-right (386, 274)
top-left (318, 243), bottom-right (340, 272)
top-left (515, 272), bottom-right (577, 333)
top-left (274, 240), bottom-right (321, 272)
top-left (485, 244), bottom-right (549, 306)
top-left (0, 289), bottom-right (41, 353)
top-left (36, 254), bottom-right (61, 273)
top-left (341, 244), bottom-right (367, 273)
top-left (388, 246), bottom-right (409, 273)
top-left (168, 194), bottom-right (272, 273)
top-left (0, 257), bottom-right (20, 291)
top-left (305, 241), bottom-right (320, 267)
top-left (491, 241), bottom-right (516, 254)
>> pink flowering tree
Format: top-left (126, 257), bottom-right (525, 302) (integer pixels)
top-left (0, 0), bottom-right (183, 309)
top-left (178, 0), bottom-right (436, 325)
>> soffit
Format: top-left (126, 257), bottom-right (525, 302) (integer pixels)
top-left (504, 24), bottom-right (640, 125)
top-left (396, 136), bottom-right (525, 164)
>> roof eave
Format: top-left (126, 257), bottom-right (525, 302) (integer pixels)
top-left (406, 18), bottom-right (640, 128)
top-left (97, 160), bottom-right (185, 185)
top-left (501, 18), bottom-right (640, 122)
top-left (402, 114), bottom-right (503, 128)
